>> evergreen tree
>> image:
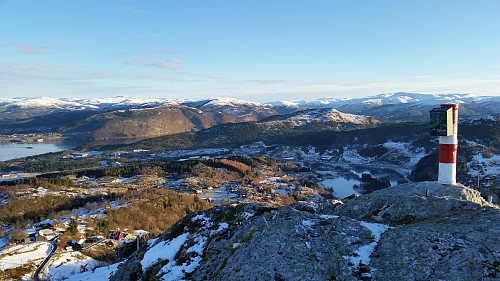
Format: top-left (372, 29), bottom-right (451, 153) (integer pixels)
top-left (68, 218), bottom-right (78, 234)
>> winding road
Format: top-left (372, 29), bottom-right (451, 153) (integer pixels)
top-left (32, 237), bottom-right (58, 281)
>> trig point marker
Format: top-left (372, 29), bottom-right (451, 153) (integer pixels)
top-left (430, 104), bottom-right (458, 185)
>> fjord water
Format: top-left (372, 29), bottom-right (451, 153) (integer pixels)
top-left (0, 142), bottom-right (80, 161)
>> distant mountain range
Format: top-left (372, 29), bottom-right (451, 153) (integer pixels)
top-left (1, 93), bottom-right (498, 140)
top-left (270, 92), bottom-right (500, 122)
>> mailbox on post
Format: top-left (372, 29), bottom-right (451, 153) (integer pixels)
top-left (429, 107), bottom-right (453, 136)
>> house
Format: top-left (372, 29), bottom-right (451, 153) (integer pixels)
top-left (67, 238), bottom-right (85, 250)
top-left (38, 219), bottom-right (65, 229)
top-left (108, 231), bottom-right (132, 241)
top-left (86, 235), bottom-right (104, 243)
top-left (36, 229), bottom-right (55, 241)
top-left (133, 230), bottom-right (149, 238)
top-left (71, 152), bottom-right (90, 158)
top-left (70, 151), bottom-right (102, 158)
top-left (26, 228), bottom-right (38, 241)
top-left (108, 231), bottom-right (123, 240)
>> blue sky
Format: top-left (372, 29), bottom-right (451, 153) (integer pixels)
top-left (1, 0), bottom-right (500, 102)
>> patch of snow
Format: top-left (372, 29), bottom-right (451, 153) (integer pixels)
top-left (468, 152), bottom-right (500, 178)
top-left (64, 262), bottom-right (123, 281)
top-left (363, 99), bottom-right (382, 106)
top-left (141, 233), bottom-right (189, 272)
top-left (319, 214), bottom-right (340, 219)
top-left (110, 177), bottom-right (133, 184)
top-left (214, 222), bottom-right (229, 233)
top-left (108, 200), bottom-right (131, 209)
top-left (201, 98), bottom-right (264, 108)
top-left (158, 233), bottom-right (207, 280)
top-left (42, 251), bottom-right (100, 280)
top-left (159, 255), bottom-right (202, 281)
top-left (383, 141), bottom-right (426, 167)
top-left (302, 220), bottom-right (315, 228)
top-left (268, 100), bottom-right (300, 107)
top-left (359, 221), bottom-right (391, 242)
top-left (344, 222), bottom-right (391, 277)
top-left (191, 214), bottom-right (209, 222)
top-left (147, 237), bottom-right (159, 246)
top-left (242, 212), bottom-right (254, 219)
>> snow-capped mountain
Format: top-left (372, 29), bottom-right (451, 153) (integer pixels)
top-left (270, 92), bottom-right (494, 108)
top-left (1, 93), bottom-right (498, 135)
top-left (0, 97), bottom-right (278, 135)
top-left (272, 93), bottom-right (500, 122)
top-left (0, 96), bottom-right (176, 110)
top-left (263, 108), bottom-right (379, 128)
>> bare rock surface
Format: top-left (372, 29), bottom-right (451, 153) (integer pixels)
top-left (110, 182), bottom-right (500, 281)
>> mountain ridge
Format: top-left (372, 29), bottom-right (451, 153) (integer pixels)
top-left (1, 93), bottom-right (498, 138)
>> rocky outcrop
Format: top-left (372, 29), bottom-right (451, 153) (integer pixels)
top-left (110, 182), bottom-right (500, 281)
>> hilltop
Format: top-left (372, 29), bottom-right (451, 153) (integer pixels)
top-left (103, 182), bottom-right (500, 281)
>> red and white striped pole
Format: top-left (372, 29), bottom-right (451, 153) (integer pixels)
top-left (438, 104), bottom-right (458, 185)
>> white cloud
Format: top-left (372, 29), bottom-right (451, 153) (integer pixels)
top-left (118, 49), bottom-right (183, 69)
top-left (125, 59), bottom-right (184, 69)
top-left (10, 43), bottom-right (69, 55)
top-left (236, 76), bottom-right (500, 99)
top-left (1, 60), bottom-right (499, 101)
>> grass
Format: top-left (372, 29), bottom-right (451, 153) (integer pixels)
top-left (0, 262), bottom-right (37, 281)
top-left (241, 226), bottom-right (264, 244)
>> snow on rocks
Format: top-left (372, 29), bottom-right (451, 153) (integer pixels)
top-left (141, 233), bottom-right (189, 272)
top-left (343, 221), bottom-right (391, 276)
top-left (319, 214), bottom-right (339, 219)
top-left (382, 141), bottom-right (426, 166)
top-left (138, 211), bottom-right (233, 280)
top-left (241, 211), bottom-right (254, 219)
top-left (157, 235), bottom-right (206, 281)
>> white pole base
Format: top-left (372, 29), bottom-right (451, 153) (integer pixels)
top-left (438, 163), bottom-right (456, 185)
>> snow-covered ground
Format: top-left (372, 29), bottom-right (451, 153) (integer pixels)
top-left (41, 251), bottom-right (100, 280)
top-left (382, 141), bottom-right (426, 167)
top-left (0, 242), bottom-right (52, 270)
top-left (141, 233), bottom-right (189, 271)
top-left (469, 153), bottom-right (500, 177)
top-left (64, 262), bottom-right (122, 281)
top-left (139, 213), bottom-right (229, 280)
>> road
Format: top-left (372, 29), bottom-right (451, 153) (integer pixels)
top-left (32, 237), bottom-right (107, 280)
top-left (32, 237), bottom-right (58, 281)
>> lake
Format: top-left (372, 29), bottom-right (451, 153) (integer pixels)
top-left (0, 142), bottom-right (81, 161)
top-left (321, 177), bottom-right (361, 199)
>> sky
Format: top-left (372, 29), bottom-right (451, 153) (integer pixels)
top-left (1, 0), bottom-right (500, 102)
